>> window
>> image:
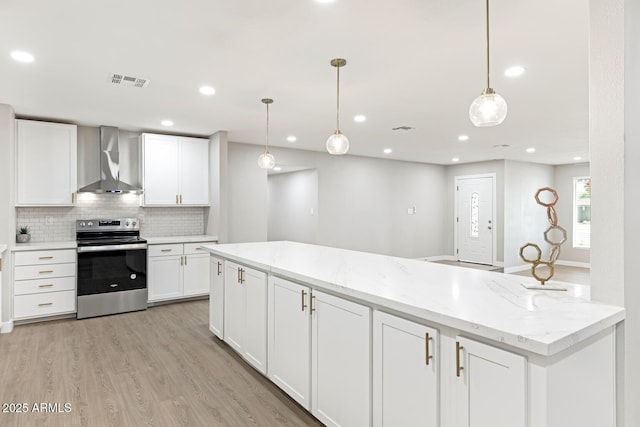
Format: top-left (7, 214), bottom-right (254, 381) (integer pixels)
top-left (573, 177), bottom-right (591, 249)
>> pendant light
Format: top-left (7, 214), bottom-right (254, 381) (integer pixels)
top-left (326, 58), bottom-right (349, 155)
top-left (469, 0), bottom-right (507, 127)
top-left (258, 98), bottom-right (276, 169)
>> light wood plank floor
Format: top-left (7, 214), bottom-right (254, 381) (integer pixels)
top-left (0, 300), bottom-right (322, 427)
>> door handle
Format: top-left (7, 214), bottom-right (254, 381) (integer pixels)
top-left (488, 226), bottom-right (492, 230)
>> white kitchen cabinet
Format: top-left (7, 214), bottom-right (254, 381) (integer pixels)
top-left (224, 261), bottom-right (267, 374)
top-left (267, 276), bottom-right (312, 410)
top-left (373, 311), bottom-right (439, 427)
top-left (453, 335), bottom-right (527, 427)
top-left (13, 249), bottom-right (77, 320)
top-left (141, 133), bottom-right (209, 206)
top-left (312, 290), bottom-right (370, 427)
top-left (209, 256), bottom-right (224, 339)
top-left (148, 242), bottom-right (213, 302)
top-left (16, 120), bottom-right (77, 206)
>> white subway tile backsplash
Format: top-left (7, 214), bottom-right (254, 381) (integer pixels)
top-left (16, 194), bottom-right (205, 242)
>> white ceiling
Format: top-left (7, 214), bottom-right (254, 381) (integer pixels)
top-left (0, 0), bottom-right (589, 166)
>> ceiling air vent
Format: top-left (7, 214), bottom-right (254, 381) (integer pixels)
top-left (107, 72), bottom-right (150, 88)
top-left (392, 126), bottom-right (415, 131)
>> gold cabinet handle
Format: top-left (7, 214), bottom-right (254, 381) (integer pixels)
top-left (176, 194), bottom-right (179, 204)
top-left (310, 293), bottom-right (316, 316)
top-left (39, 270), bottom-right (54, 274)
top-left (39, 284), bottom-right (54, 288)
top-left (425, 333), bottom-right (433, 365)
top-left (179, 194), bottom-right (183, 204)
top-left (456, 341), bottom-right (464, 377)
top-left (217, 261), bottom-right (222, 276)
top-left (180, 256), bottom-right (184, 266)
top-left (184, 256), bottom-right (187, 266)
top-left (38, 256), bottom-right (54, 260)
top-left (38, 302), bottom-right (53, 307)
top-left (301, 290), bottom-right (308, 311)
top-left (237, 267), bottom-right (241, 284)
top-left (161, 249), bottom-right (172, 252)
top-left (240, 268), bottom-right (245, 284)
top-left (72, 192), bottom-right (76, 203)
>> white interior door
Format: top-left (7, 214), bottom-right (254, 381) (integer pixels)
top-left (456, 176), bottom-right (494, 265)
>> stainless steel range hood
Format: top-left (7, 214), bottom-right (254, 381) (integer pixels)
top-left (78, 126), bottom-right (143, 194)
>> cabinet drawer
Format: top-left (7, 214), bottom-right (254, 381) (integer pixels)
top-left (14, 276), bottom-right (76, 296)
top-left (15, 249), bottom-right (76, 266)
top-left (148, 244), bottom-right (183, 257)
top-left (184, 242), bottom-right (215, 255)
top-left (14, 290), bottom-right (76, 319)
top-left (14, 262), bottom-right (76, 281)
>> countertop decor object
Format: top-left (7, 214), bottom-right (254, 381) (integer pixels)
top-left (16, 225), bottom-right (31, 243)
top-left (257, 98), bottom-right (276, 169)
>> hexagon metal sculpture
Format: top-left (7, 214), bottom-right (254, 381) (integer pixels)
top-left (519, 187), bottom-right (566, 286)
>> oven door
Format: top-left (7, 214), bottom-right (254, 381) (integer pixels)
top-left (77, 244), bottom-right (147, 296)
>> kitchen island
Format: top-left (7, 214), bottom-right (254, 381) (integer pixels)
top-left (202, 241), bottom-right (624, 427)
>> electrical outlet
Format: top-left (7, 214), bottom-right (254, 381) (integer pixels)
top-left (45, 216), bottom-right (53, 225)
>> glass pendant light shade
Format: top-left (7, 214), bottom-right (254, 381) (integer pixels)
top-left (326, 130), bottom-right (350, 155)
top-left (469, 88), bottom-right (508, 127)
top-left (258, 151), bottom-right (275, 169)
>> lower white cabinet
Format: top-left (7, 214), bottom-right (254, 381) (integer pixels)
top-left (148, 242), bottom-right (213, 302)
top-left (209, 256), bottom-right (224, 339)
top-left (453, 336), bottom-right (527, 427)
top-left (373, 311), bottom-right (439, 427)
top-left (267, 278), bottom-right (371, 426)
top-left (224, 261), bottom-right (267, 374)
top-left (13, 249), bottom-right (77, 320)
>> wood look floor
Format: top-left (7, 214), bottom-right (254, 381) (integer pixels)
top-left (0, 300), bottom-right (322, 427)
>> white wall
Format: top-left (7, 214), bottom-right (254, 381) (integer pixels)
top-left (268, 169), bottom-right (318, 243)
top-left (553, 163), bottom-right (590, 265)
top-left (0, 104), bottom-right (15, 326)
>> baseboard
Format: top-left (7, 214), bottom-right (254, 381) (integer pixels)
top-left (1, 320), bottom-right (14, 334)
top-left (555, 260), bottom-right (591, 269)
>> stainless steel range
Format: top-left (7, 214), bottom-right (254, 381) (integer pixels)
top-left (76, 218), bottom-right (147, 319)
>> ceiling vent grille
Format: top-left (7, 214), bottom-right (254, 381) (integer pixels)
top-left (107, 72), bottom-right (150, 88)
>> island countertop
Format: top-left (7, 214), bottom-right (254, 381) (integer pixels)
top-left (202, 241), bottom-right (625, 357)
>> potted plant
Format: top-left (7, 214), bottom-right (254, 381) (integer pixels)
top-left (16, 225), bottom-right (31, 243)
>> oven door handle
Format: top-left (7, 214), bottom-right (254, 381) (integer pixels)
top-left (77, 243), bottom-right (148, 253)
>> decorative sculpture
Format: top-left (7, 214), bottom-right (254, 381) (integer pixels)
top-left (519, 187), bottom-right (567, 285)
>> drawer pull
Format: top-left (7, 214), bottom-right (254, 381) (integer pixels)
top-left (39, 284), bottom-right (54, 288)
top-left (38, 302), bottom-right (53, 307)
top-left (425, 333), bottom-right (433, 365)
top-left (161, 249), bottom-right (173, 252)
top-left (110, 284), bottom-right (119, 288)
top-left (456, 341), bottom-right (464, 377)
top-left (38, 256), bottom-right (54, 260)
top-left (217, 261), bottom-right (222, 276)
top-left (39, 270), bottom-right (54, 274)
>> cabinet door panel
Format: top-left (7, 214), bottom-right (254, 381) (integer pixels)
top-left (268, 277), bottom-right (311, 409)
top-left (455, 336), bottom-right (527, 427)
top-left (209, 257), bottom-right (224, 339)
top-left (312, 290), bottom-right (370, 427)
top-left (178, 137), bottom-right (209, 205)
top-left (148, 256), bottom-right (182, 301)
top-left (142, 134), bottom-right (179, 205)
top-left (224, 262), bottom-right (244, 354)
top-left (243, 266), bottom-right (267, 374)
top-left (373, 311), bottom-right (439, 427)
top-left (183, 254), bottom-right (210, 296)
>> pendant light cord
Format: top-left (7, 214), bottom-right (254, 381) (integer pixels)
top-left (336, 65), bottom-right (341, 131)
top-left (265, 102), bottom-right (270, 152)
top-left (485, 0), bottom-right (491, 89)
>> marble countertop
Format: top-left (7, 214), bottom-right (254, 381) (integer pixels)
top-left (145, 235), bottom-right (218, 245)
top-left (202, 241), bottom-right (625, 357)
top-left (12, 241), bottom-right (77, 252)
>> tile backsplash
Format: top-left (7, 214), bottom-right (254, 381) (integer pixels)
top-left (16, 193), bottom-right (206, 242)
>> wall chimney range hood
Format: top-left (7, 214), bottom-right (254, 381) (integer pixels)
top-left (78, 126), bottom-right (143, 194)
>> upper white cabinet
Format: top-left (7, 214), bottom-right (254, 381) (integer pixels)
top-left (141, 133), bottom-right (209, 206)
top-left (16, 120), bottom-right (77, 206)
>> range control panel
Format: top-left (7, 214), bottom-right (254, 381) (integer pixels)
top-left (76, 218), bottom-right (140, 232)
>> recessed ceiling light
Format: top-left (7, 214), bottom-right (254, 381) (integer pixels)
top-left (10, 50), bottom-right (35, 63)
top-left (315, 0), bottom-right (336, 3)
top-left (452, 157), bottom-right (460, 162)
top-left (161, 120), bottom-right (174, 126)
top-left (574, 156), bottom-right (582, 161)
top-left (287, 135), bottom-right (297, 142)
top-left (384, 148), bottom-right (392, 154)
top-left (505, 66), bottom-right (525, 77)
top-left (526, 147), bottom-right (536, 153)
top-left (199, 86), bottom-right (216, 95)
top-left (458, 134), bottom-right (469, 141)
top-left (273, 166), bottom-right (282, 171)
top-left (354, 115), bottom-right (366, 123)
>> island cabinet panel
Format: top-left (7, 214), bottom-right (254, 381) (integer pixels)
top-left (312, 290), bottom-right (370, 427)
top-left (267, 277), bottom-right (312, 410)
top-left (373, 311), bottom-right (440, 427)
top-left (453, 336), bottom-right (527, 427)
top-left (224, 261), bottom-right (267, 374)
top-left (209, 256), bottom-right (224, 339)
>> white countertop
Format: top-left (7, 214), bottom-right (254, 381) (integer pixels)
top-left (145, 235), bottom-right (218, 245)
top-left (12, 241), bottom-right (77, 252)
top-left (202, 241), bottom-right (625, 357)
